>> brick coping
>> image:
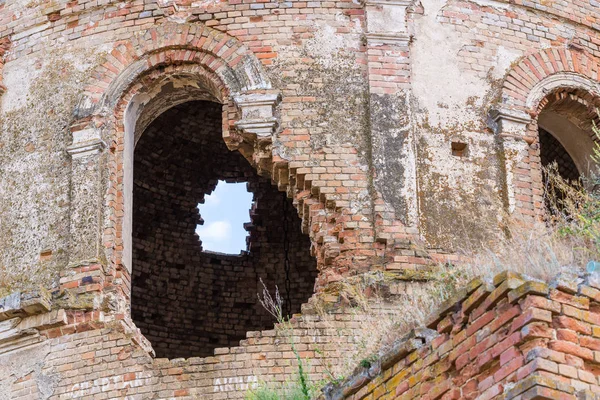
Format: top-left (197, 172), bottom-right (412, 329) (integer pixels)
top-left (321, 270), bottom-right (600, 400)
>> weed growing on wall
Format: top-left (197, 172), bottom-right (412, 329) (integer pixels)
top-left (319, 120), bottom-right (600, 382)
top-left (543, 120), bottom-right (600, 257)
top-left (246, 382), bottom-right (318, 400)
top-left (308, 271), bottom-right (468, 382)
top-left (246, 280), bottom-right (320, 400)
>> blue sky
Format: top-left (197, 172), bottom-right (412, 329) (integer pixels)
top-left (196, 181), bottom-right (254, 254)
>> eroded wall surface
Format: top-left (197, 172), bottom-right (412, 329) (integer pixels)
top-left (0, 0), bottom-right (599, 397)
top-left (0, 0), bottom-right (598, 288)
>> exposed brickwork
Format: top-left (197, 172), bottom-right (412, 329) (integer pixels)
top-left (497, 49), bottom-right (600, 218)
top-left (323, 272), bottom-right (600, 400)
top-left (1, 0), bottom-right (597, 278)
top-left (502, 50), bottom-right (600, 111)
top-left (71, 21), bottom-right (409, 288)
top-left (132, 100), bottom-right (317, 358)
top-left (1, 0), bottom-right (600, 397)
top-left (0, 293), bottom-right (384, 399)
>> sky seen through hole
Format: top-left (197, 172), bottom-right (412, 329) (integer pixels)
top-left (196, 181), bottom-right (254, 254)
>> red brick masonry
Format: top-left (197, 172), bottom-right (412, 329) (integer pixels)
top-left (321, 271), bottom-right (600, 400)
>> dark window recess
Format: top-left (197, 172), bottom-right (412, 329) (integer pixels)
top-left (131, 101), bottom-right (318, 359)
top-left (539, 128), bottom-right (580, 182)
top-left (539, 128), bottom-right (581, 215)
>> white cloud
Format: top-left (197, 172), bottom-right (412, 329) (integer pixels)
top-left (196, 221), bottom-right (231, 241)
top-left (203, 192), bottom-right (221, 206)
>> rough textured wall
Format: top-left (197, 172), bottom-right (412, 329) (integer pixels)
top-left (407, 0), bottom-right (600, 247)
top-left (132, 101), bottom-right (317, 358)
top-left (0, 0), bottom-right (598, 291)
top-left (0, 0), bottom-right (599, 398)
top-left (0, 0), bottom-right (378, 296)
top-left (3, 268), bottom-right (600, 399)
top-left (0, 287), bottom-right (404, 399)
top-left (323, 271), bottom-right (600, 399)
top-left (0, 48), bottom-right (101, 295)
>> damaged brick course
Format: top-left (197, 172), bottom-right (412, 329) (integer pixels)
top-left (0, 0), bottom-right (599, 397)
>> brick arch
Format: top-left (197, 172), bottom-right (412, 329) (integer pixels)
top-left (494, 48), bottom-right (600, 218)
top-left (74, 22), bottom-right (271, 120)
top-left (537, 89), bottom-right (600, 131)
top-left (500, 47), bottom-right (600, 113)
top-left (66, 23), bottom-right (285, 295)
top-left (97, 63), bottom-right (239, 287)
top-left (68, 22), bottom-right (365, 298)
top-left (78, 55), bottom-right (323, 357)
top-left (69, 22), bottom-right (436, 296)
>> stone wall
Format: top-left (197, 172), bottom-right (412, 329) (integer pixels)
top-left (4, 269), bottom-right (600, 399)
top-left (322, 272), bottom-right (600, 400)
top-left (0, 0), bottom-right (599, 294)
top-left (0, 288), bottom-right (377, 399)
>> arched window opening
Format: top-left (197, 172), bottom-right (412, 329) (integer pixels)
top-left (539, 128), bottom-right (581, 214)
top-left (130, 100), bottom-right (317, 359)
top-left (537, 89), bottom-right (599, 214)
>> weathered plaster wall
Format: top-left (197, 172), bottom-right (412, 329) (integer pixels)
top-left (0, 48), bottom-right (104, 295)
top-left (0, 0), bottom-right (376, 294)
top-left (1, 0), bottom-right (597, 289)
top-left (405, 0), bottom-right (600, 246)
top-left (409, 0), bottom-right (504, 247)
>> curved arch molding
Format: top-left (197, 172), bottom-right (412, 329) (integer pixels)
top-left (67, 22), bottom-right (280, 270)
top-left (500, 48), bottom-right (600, 112)
top-left (74, 22), bottom-right (272, 120)
top-left (491, 47), bottom-right (600, 216)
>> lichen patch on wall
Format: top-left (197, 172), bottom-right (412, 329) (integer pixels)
top-left (0, 47), bottom-right (102, 296)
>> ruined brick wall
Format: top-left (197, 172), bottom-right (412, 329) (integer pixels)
top-left (323, 272), bottom-right (600, 399)
top-left (0, 0), bottom-right (599, 292)
top-left (0, 0), bottom-right (600, 397)
top-left (0, 290), bottom-right (384, 399)
top-left (1, 0), bottom-right (599, 292)
top-left (4, 270), bottom-right (600, 399)
top-left (132, 100), bottom-right (317, 358)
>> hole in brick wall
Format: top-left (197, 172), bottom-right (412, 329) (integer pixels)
top-left (196, 181), bottom-right (253, 254)
top-left (451, 141), bottom-right (467, 157)
top-left (131, 100), bottom-right (318, 359)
